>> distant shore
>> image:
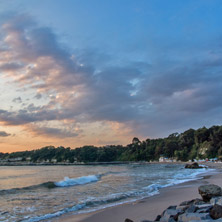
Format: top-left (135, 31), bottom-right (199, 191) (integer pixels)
top-left (0, 161), bottom-right (129, 166)
top-left (47, 162), bottom-right (222, 222)
top-left (0, 160), bottom-right (186, 166)
top-left (1, 160), bottom-right (220, 167)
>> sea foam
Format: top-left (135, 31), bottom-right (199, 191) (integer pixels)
top-left (55, 175), bottom-right (100, 187)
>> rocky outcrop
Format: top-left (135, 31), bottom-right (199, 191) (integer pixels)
top-left (153, 196), bottom-right (222, 221)
top-left (125, 184), bottom-right (222, 222)
top-left (185, 162), bottom-right (203, 169)
top-left (198, 184), bottom-right (222, 202)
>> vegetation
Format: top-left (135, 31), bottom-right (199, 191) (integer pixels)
top-left (1, 125), bottom-right (222, 163)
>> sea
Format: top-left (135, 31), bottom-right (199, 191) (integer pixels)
top-left (0, 163), bottom-right (212, 222)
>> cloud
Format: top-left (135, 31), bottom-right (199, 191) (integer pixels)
top-left (12, 96), bottom-right (22, 103)
top-left (0, 62), bottom-right (23, 71)
top-left (0, 106), bottom-right (63, 126)
top-left (0, 131), bottom-right (11, 137)
top-left (28, 125), bottom-right (79, 138)
top-left (0, 14), bottom-right (142, 122)
top-left (0, 13), bottom-right (222, 140)
top-left (34, 93), bottom-right (42, 99)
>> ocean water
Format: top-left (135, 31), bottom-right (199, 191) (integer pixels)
top-left (0, 163), bottom-right (210, 222)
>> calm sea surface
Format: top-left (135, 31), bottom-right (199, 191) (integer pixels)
top-left (0, 164), bottom-right (210, 222)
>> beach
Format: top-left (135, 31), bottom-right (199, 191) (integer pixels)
top-left (50, 162), bottom-right (222, 222)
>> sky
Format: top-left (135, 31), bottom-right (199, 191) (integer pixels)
top-left (0, 0), bottom-right (222, 152)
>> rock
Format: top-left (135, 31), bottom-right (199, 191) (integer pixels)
top-left (210, 204), bottom-right (222, 219)
top-left (195, 203), bottom-right (213, 213)
top-left (177, 205), bottom-right (189, 212)
top-left (198, 184), bottom-right (222, 202)
top-left (163, 209), bottom-right (180, 217)
top-left (186, 204), bottom-right (198, 213)
top-left (160, 209), bottom-right (183, 221)
top-left (154, 215), bottom-right (161, 221)
top-left (179, 200), bottom-right (192, 206)
top-left (195, 204), bottom-right (213, 208)
top-left (210, 196), bottom-right (222, 206)
top-left (167, 218), bottom-right (176, 222)
top-left (196, 206), bottom-right (212, 213)
top-left (193, 199), bottom-right (206, 205)
top-left (185, 162), bottom-right (203, 169)
top-left (125, 219), bottom-right (134, 222)
top-left (166, 205), bottom-right (177, 210)
top-left (178, 212), bottom-right (211, 221)
top-left (160, 217), bottom-right (175, 222)
top-left (179, 198), bottom-right (204, 206)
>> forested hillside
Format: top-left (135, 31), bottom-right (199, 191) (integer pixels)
top-left (1, 125), bottom-right (222, 163)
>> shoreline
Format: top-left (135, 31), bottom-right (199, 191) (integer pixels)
top-left (1, 160), bottom-right (220, 167)
top-left (0, 161), bottom-right (185, 166)
top-left (46, 162), bottom-right (222, 222)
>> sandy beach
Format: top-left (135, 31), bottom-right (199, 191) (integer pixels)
top-left (48, 162), bottom-right (222, 222)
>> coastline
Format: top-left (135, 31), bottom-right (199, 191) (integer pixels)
top-left (46, 162), bottom-right (222, 222)
top-left (0, 161), bottom-right (184, 166)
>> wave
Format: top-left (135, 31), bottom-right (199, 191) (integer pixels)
top-left (0, 181), bottom-right (56, 195)
top-left (53, 171), bottom-right (126, 187)
top-left (173, 167), bottom-right (210, 182)
top-left (55, 175), bottom-right (100, 187)
top-left (0, 171), bottom-right (125, 195)
top-left (0, 174), bottom-right (102, 195)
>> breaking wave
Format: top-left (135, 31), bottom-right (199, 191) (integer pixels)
top-left (55, 175), bottom-right (100, 187)
top-left (0, 174), bottom-right (102, 195)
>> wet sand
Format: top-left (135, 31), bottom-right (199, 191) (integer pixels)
top-left (49, 162), bottom-right (222, 222)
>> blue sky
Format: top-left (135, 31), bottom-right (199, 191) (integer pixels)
top-left (0, 0), bottom-right (222, 152)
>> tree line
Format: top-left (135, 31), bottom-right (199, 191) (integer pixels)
top-left (1, 125), bottom-right (222, 163)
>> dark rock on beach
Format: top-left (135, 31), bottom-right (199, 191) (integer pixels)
top-left (210, 204), bottom-right (222, 219)
top-left (198, 184), bottom-right (222, 202)
top-left (125, 218), bottom-right (134, 222)
top-left (154, 215), bottom-right (161, 221)
top-left (185, 162), bottom-right (203, 169)
top-left (126, 183), bottom-right (222, 222)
